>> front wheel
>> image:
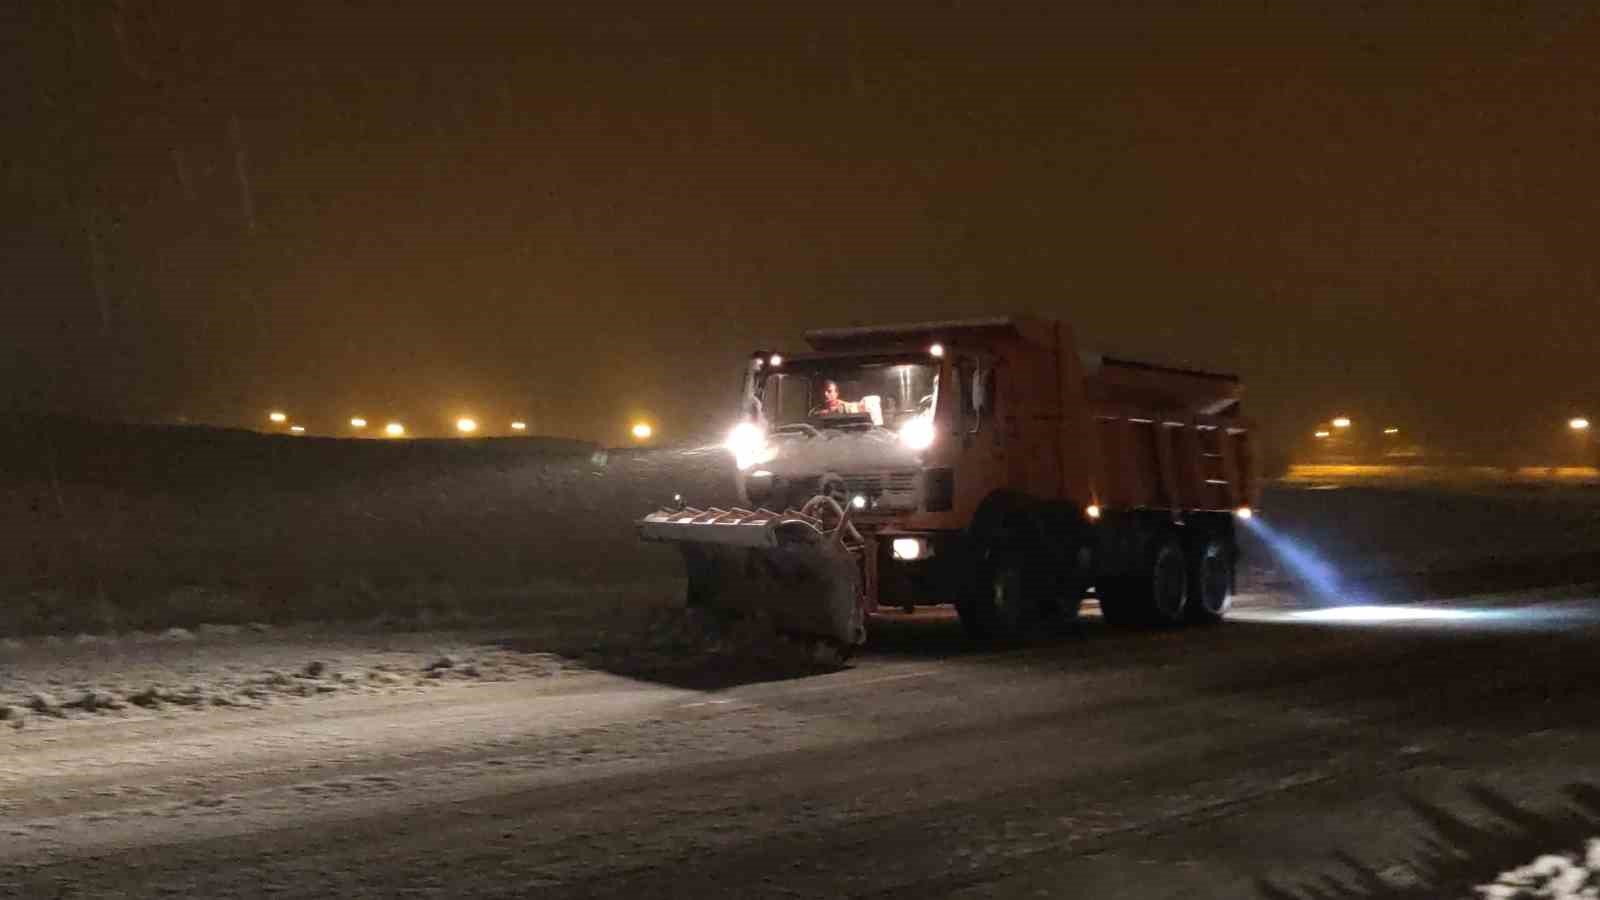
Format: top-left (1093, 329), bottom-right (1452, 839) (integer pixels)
top-left (957, 549), bottom-right (1037, 641)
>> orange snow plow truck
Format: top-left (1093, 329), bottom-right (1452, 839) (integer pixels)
top-left (638, 316), bottom-right (1258, 656)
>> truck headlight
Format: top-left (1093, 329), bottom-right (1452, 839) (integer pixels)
top-left (725, 422), bottom-right (770, 470)
top-left (899, 416), bottom-right (935, 450)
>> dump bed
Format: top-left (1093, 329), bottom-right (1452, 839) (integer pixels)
top-left (1081, 354), bottom-right (1255, 515)
top-left (1081, 353), bottom-right (1242, 419)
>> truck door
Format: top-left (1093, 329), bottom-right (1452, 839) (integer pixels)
top-left (948, 356), bottom-right (1003, 511)
top-left (1003, 347), bottom-right (1063, 499)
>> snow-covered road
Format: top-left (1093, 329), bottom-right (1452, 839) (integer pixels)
top-left (4, 587), bottom-right (1599, 898)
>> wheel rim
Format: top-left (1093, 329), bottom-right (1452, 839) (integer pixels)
top-left (990, 558), bottom-right (1024, 629)
top-left (1200, 553), bottom-right (1230, 614)
top-left (1153, 547), bottom-right (1186, 620)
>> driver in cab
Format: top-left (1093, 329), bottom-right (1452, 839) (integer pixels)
top-left (811, 380), bottom-right (862, 416)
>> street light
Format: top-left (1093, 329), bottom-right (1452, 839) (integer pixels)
top-left (350, 417), bottom-right (367, 429)
top-left (1332, 417), bottom-right (1352, 429)
top-left (631, 422), bottom-right (654, 441)
top-left (455, 417), bottom-right (478, 435)
top-left (268, 411), bottom-right (288, 424)
top-left (1571, 418), bottom-right (1593, 468)
top-left (1383, 427), bottom-right (1400, 436)
top-left (385, 422), bottom-right (405, 437)
top-left (510, 421), bottom-right (527, 431)
top-left (289, 425), bottom-right (306, 434)
top-left (1314, 431), bottom-right (1331, 439)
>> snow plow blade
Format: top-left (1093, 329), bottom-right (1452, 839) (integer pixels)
top-left (637, 501), bottom-right (866, 648)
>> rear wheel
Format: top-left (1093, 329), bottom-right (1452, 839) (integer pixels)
top-left (1186, 536), bottom-right (1233, 623)
top-left (1099, 536), bottom-right (1189, 627)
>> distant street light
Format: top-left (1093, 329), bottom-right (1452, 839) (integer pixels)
top-left (1332, 417), bottom-right (1352, 429)
top-left (289, 425), bottom-right (306, 434)
top-left (1383, 427), bottom-right (1400, 436)
top-left (455, 417), bottom-right (478, 435)
top-left (1570, 418), bottom-right (1592, 467)
top-left (350, 417), bottom-right (367, 429)
top-left (1314, 431), bottom-right (1331, 439)
top-left (510, 421), bottom-right (527, 431)
top-left (268, 411), bottom-right (288, 424)
top-left (631, 422), bottom-right (654, 441)
top-left (385, 422), bottom-right (405, 437)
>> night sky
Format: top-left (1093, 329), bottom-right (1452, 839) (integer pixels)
top-left (7, 2), bottom-right (1599, 454)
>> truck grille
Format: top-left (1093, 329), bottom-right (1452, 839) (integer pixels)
top-left (843, 470), bottom-right (919, 511)
top-left (842, 471), bottom-right (918, 494)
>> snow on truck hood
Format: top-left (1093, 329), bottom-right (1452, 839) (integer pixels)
top-left (752, 428), bottom-right (924, 478)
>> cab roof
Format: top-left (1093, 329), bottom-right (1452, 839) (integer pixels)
top-left (799, 316), bottom-right (1240, 383)
top-left (803, 316), bottom-right (1027, 350)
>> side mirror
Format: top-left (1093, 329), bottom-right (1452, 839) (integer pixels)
top-left (968, 365), bottom-right (988, 434)
top-left (740, 355), bottom-right (766, 423)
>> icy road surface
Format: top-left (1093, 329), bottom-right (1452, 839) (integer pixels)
top-left (4, 587), bottom-right (1600, 899)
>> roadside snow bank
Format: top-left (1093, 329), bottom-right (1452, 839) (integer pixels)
top-left (0, 622), bottom-right (585, 731)
top-left (0, 591), bottom-right (831, 732)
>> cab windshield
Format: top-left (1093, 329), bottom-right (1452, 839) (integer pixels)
top-left (761, 361), bottom-right (938, 430)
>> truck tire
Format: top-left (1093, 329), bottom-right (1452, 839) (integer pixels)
top-left (956, 549), bottom-right (1036, 641)
top-left (1037, 585), bottom-right (1083, 631)
top-left (1034, 556), bottom-right (1086, 632)
top-left (1186, 536), bottom-right (1233, 623)
top-left (1099, 536), bottom-right (1189, 627)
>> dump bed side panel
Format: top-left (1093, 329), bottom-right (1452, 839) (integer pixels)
top-left (1082, 355), bottom-right (1243, 417)
top-left (1081, 356), bottom-right (1255, 514)
top-left (1053, 321), bottom-right (1099, 507)
top-left (1086, 414), bottom-right (1256, 513)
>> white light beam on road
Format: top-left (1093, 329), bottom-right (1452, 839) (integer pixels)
top-left (1230, 600), bottom-right (1600, 631)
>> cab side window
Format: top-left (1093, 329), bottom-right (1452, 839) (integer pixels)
top-left (760, 375), bottom-right (814, 425)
